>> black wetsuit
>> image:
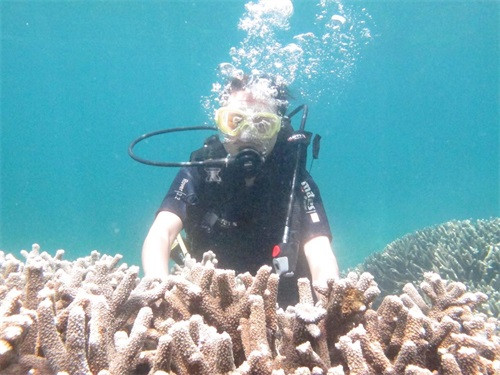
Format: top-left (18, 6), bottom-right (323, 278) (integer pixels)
top-left (157, 136), bottom-right (332, 306)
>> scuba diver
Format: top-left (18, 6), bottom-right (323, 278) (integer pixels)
top-left (140, 74), bottom-right (339, 306)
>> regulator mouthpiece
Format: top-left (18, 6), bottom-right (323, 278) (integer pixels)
top-left (233, 148), bottom-right (265, 177)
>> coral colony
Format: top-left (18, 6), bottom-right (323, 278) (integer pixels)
top-left (356, 219), bottom-right (500, 318)
top-left (0, 241), bottom-right (499, 374)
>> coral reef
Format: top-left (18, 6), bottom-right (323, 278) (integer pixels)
top-left (0, 243), bottom-right (498, 374)
top-left (354, 218), bottom-right (500, 317)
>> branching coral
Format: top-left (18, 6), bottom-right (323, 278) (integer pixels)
top-left (0, 244), bottom-right (498, 374)
top-left (355, 218), bottom-right (500, 317)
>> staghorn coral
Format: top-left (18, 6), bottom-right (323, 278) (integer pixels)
top-left (354, 218), bottom-right (500, 317)
top-left (0, 244), bottom-right (498, 374)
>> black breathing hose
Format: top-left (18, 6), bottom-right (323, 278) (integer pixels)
top-left (281, 105), bottom-right (308, 245)
top-left (128, 105), bottom-right (309, 169)
top-left (128, 126), bottom-right (220, 167)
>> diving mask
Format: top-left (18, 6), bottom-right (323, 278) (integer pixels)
top-left (215, 107), bottom-right (281, 139)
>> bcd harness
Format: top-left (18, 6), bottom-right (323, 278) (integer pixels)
top-left (177, 122), bottom-right (317, 277)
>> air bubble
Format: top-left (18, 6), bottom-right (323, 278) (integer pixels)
top-left (202, 0), bottom-right (375, 117)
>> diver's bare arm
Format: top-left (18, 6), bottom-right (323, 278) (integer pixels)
top-left (142, 211), bottom-right (183, 279)
top-left (303, 235), bottom-right (339, 290)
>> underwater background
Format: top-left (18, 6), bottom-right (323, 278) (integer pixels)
top-left (1, 0), bottom-right (498, 272)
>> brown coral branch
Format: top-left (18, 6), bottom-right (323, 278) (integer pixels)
top-left (1, 244), bottom-right (499, 375)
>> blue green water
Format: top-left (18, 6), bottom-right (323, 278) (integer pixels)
top-left (1, 1), bottom-right (498, 271)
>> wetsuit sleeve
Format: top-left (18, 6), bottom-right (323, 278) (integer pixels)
top-left (298, 172), bottom-right (333, 243)
top-left (157, 167), bottom-right (201, 223)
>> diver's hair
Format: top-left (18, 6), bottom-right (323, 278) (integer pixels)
top-left (221, 74), bottom-right (291, 116)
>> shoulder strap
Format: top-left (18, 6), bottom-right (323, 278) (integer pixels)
top-left (190, 135), bottom-right (226, 162)
top-left (276, 117), bottom-right (294, 145)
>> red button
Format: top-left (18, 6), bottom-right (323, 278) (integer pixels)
top-left (272, 245), bottom-right (281, 257)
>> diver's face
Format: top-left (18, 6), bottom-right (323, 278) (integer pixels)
top-left (220, 91), bottom-right (280, 157)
